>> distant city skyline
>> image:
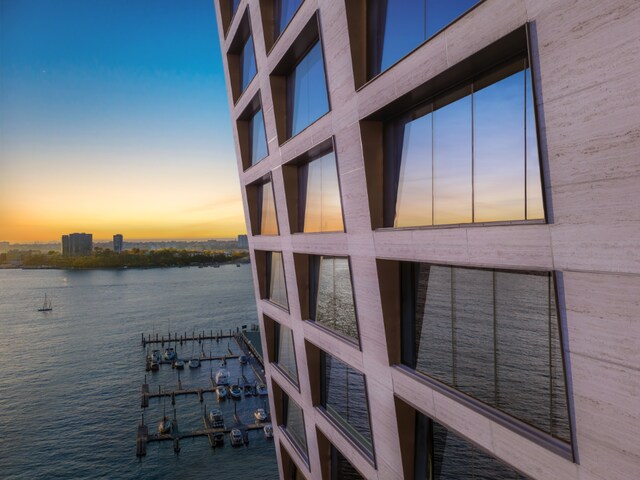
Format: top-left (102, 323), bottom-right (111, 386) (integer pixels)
top-left (0, 0), bottom-right (245, 243)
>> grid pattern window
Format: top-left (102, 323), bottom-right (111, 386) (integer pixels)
top-left (249, 108), bottom-right (269, 166)
top-left (310, 256), bottom-right (358, 342)
top-left (267, 251), bottom-right (289, 309)
top-left (331, 445), bottom-right (364, 480)
top-left (240, 34), bottom-right (257, 92)
top-left (282, 393), bottom-right (309, 461)
top-left (386, 58), bottom-right (544, 227)
top-left (287, 41), bottom-right (330, 137)
top-left (321, 351), bottom-right (374, 456)
top-left (275, 0), bottom-right (303, 38)
top-left (259, 180), bottom-right (279, 235)
top-left (367, 0), bottom-right (481, 77)
top-left (401, 263), bottom-right (571, 443)
top-left (274, 321), bottom-right (299, 384)
top-left (299, 151), bottom-right (344, 233)
top-left (414, 412), bottom-right (528, 479)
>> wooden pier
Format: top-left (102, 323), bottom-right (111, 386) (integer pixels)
top-left (141, 329), bottom-right (243, 348)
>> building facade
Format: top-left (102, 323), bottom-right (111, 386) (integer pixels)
top-left (215, 1), bottom-right (640, 479)
top-left (62, 233), bottom-right (93, 256)
top-left (238, 234), bottom-right (250, 249)
top-left (113, 234), bottom-right (124, 254)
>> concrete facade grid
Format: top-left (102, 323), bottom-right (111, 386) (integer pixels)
top-left (214, 1), bottom-right (640, 479)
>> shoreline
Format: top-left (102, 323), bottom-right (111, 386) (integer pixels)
top-left (0, 260), bottom-right (251, 271)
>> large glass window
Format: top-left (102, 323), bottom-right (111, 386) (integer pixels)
top-left (267, 251), bottom-right (288, 309)
top-left (414, 412), bottom-right (528, 479)
top-left (282, 393), bottom-right (308, 460)
top-left (331, 445), bottom-right (364, 480)
top-left (230, 0), bottom-right (240, 18)
top-left (274, 322), bottom-right (298, 384)
top-left (287, 41), bottom-right (329, 137)
top-left (300, 151), bottom-right (344, 232)
top-left (240, 34), bottom-right (257, 92)
top-left (369, 0), bottom-right (480, 76)
top-left (310, 256), bottom-right (358, 342)
top-left (275, 0), bottom-right (303, 38)
top-left (401, 263), bottom-right (571, 444)
top-left (321, 351), bottom-right (373, 456)
top-left (388, 59), bottom-right (545, 227)
top-left (249, 108), bottom-right (268, 165)
top-left (259, 181), bottom-right (278, 235)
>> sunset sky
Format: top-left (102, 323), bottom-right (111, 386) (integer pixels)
top-left (0, 0), bottom-right (245, 243)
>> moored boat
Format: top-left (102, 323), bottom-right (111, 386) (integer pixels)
top-left (256, 382), bottom-right (268, 396)
top-left (230, 428), bottom-right (243, 447)
top-left (158, 416), bottom-right (172, 434)
top-left (254, 408), bottom-right (268, 422)
top-left (208, 408), bottom-right (224, 428)
top-left (229, 384), bottom-right (242, 399)
top-left (215, 368), bottom-right (229, 385)
top-left (188, 357), bottom-right (200, 369)
top-left (163, 347), bottom-right (176, 361)
top-left (37, 293), bottom-right (53, 312)
top-left (173, 359), bottom-right (185, 369)
top-left (263, 423), bottom-right (274, 438)
top-left (216, 385), bottom-right (228, 400)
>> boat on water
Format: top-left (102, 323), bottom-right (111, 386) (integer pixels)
top-left (256, 382), bottom-right (268, 396)
top-left (263, 424), bottom-right (274, 439)
top-left (188, 357), bottom-right (200, 369)
top-left (37, 294), bottom-right (53, 312)
top-left (215, 368), bottom-right (229, 385)
top-left (208, 409), bottom-right (225, 428)
top-left (149, 350), bottom-right (162, 363)
top-left (229, 384), bottom-right (242, 399)
top-left (254, 408), bottom-right (268, 422)
top-left (243, 384), bottom-right (254, 396)
top-left (230, 428), bottom-right (243, 447)
top-left (173, 359), bottom-right (185, 369)
top-left (212, 432), bottom-right (225, 446)
top-left (236, 263), bottom-right (241, 267)
top-left (216, 385), bottom-right (228, 400)
top-left (163, 347), bottom-right (176, 361)
top-left (158, 416), bottom-right (172, 434)
top-left (150, 361), bottom-right (159, 371)
top-left (239, 355), bottom-right (248, 365)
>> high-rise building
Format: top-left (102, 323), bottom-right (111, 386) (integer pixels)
top-left (62, 233), bottom-right (92, 256)
top-left (215, 2), bottom-right (640, 479)
top-left (237, 234), bottom-right (249, 249)
top-left (113, 234), bottom-right (124, 254)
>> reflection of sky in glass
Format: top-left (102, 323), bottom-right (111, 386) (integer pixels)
top-left (269, 252), bottom-right (288, 309)
top-left (474, 71), bottom-right (525, 222)
top-left (276, 0), bottom-right (302, 37)
top-left (395, 113), bottom-right (433, 227)
top-left (260, 181), bottom-right (278, 235)
top-left (276, 323), bottom-right (298, 382)
top-left (231, 0), bottom-right (240, 17)
top-left (284, 394), bottom-right (308, 456)
top-left (303, 152), bottom-right (344, 232)
top-left (290, 42), bottom-right (329, 136)
top-left (250, 108), bottom-right (268, 165)
top-left (434, 94), bottom-right (472, 224)
top-left (526, 68), bottom-right (544, 219)
top-left (315, 257), bottom-right (358, 340)
top-left (240, 35), bottom-right (256, 92)
top-left (426, 0), bottom-right (480, 37)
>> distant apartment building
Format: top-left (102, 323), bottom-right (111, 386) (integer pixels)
top-left (237, 234), bottom-right (249, 249)
top-left (113, 234), bottom-right (124, 253)
top-left (61, 233), bottom-right (93, 256)
top-left (216, 1), bottom-right (640, 480)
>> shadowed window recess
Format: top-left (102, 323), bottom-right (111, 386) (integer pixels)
top-left (259, 180), bottom-right (279, 235)
top-left (282, 392), bottom-right (309, 460)
top-left (414, 412), bottom-right (528, 479)
top-left (368, 0), bottom-right (481, 77)
top-left (331, 444), bottom-right (364, 480)
top-left (309, 256), bottom-right (358, 342)
top-left (230, 0), bottom-right (240, 18)
top-left (275, 0), bottom-right (303, 38)
top-left (299, 151), bottom-right (344, 233)
top-left (267, 251), bottom-right (289, 309)
top-left (386, 58), bottom-right (544, 227)
top-left (287, 41), bottom-right (330, 137)
top-left (249, 107), bottom-right (269, 166)
top-left (400, 263), bottom-right (571, 444)
top-left (321, 351), bottom-right (374, 456)
top-left (274, 321), bottom-right (299, 384)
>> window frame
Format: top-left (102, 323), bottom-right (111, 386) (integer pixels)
top-left (274, 320), bottom-right (300, 387)
top-left (265, 250), bottom-right (290, 311)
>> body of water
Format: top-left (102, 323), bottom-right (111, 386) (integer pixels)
top-left (0, 266), bottom-right (279, 479)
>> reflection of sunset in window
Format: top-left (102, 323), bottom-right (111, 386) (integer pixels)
top-left (260, 181), bottom-right (278, 235)
top-left (302, 152), bottom-right (344, 233)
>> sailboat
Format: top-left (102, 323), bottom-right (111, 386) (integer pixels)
top-left (38, 294), bottom-right (53, 312)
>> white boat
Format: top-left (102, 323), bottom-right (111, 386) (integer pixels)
top-left (173, 359), bottom-right (185, 369)
top-left (256, 382), bottom-right (268, 396)
top-left (230, 428), bottom-right (243, 447)
top-left (149, 350), bottom-right (162, 363)
top-left (163, 347), bottom-right (176, 361)
top-left (215, 368), bottom-right (229, 385)
top-left (216, 385), bottom-right (228, 400)
top-left (229, 384), bottom-right (242, 399)
top-left (208, 409), bottom-right (224, 428)
top-left (263, 424), bottom-right (274, 438)
top-left (158, 416), bottom-right (172, 434)
top-left (37, 293), bottom-right (53, 312)
top-left (254, 408), bottom-right (268, 422)
top-left (188, 358), bottom-right (200, 369)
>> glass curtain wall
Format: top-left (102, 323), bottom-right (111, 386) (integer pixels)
top-left (299, 151), bottom-right (344, 233)
top-left (259, 181), bottom-right (279, 235)
top-left (401, 263), bottom-right (571, 443)
top-left (267, 251), bottom-right (289, 309)
top-left (240, 35), bottom-right (257, 92)
top-left (414, 413), bottom-right (528, 479)
top-left (275, 0), bottom-right (303, 38)
top-left (249, 108), bottom-right (268, 166)
top-left (321, 352), bottom-right (373, 456)
top-left (310, 256), bottom-right (358, 341)
top-left (287, 41), bottom-right (329, 137)
top-left (389, 59), bottom-right (544, 227)
top-left (369, 0), bottom-right (480, 76)
top-left (283, 393), bottom-right (309, 459)
top-left (275, 322), bottom-right (298, 383)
